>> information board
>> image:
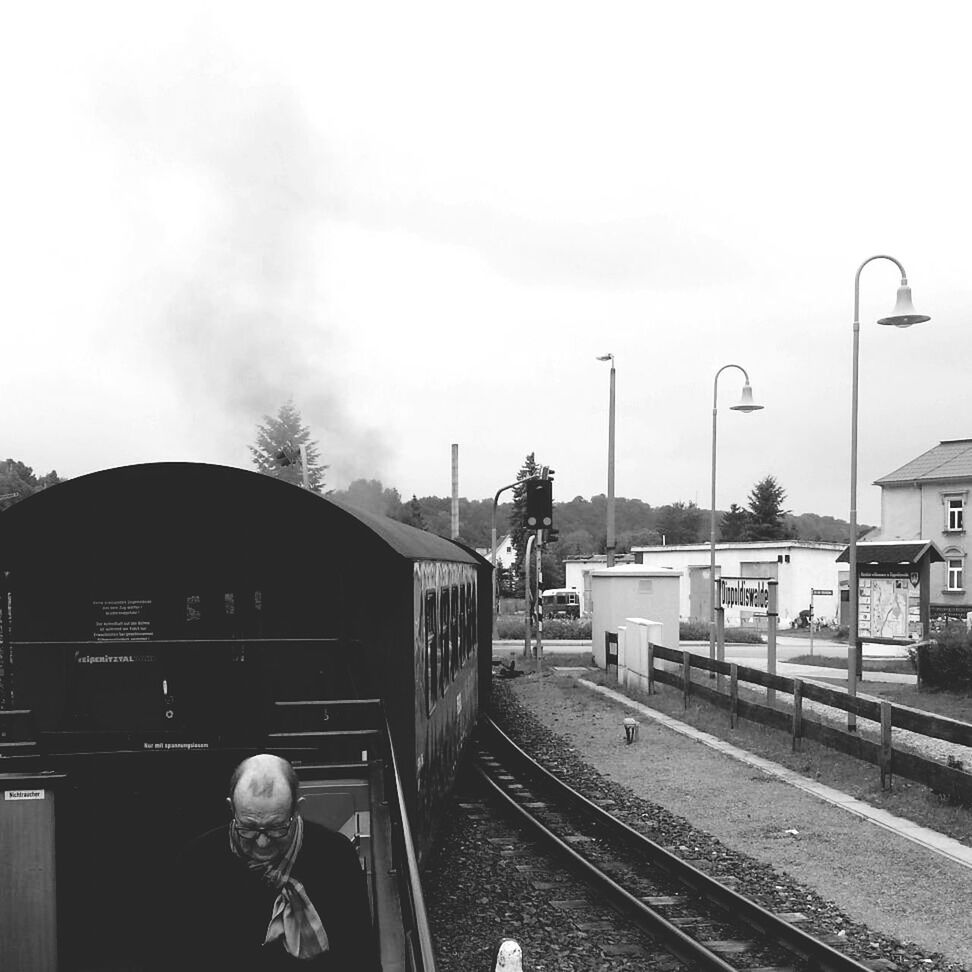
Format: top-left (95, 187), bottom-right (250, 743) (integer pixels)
top-left (858, 573), bottom-right (922, 641)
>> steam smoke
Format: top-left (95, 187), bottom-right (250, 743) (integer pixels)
top-left (99, 54), bottom-right (391, 485)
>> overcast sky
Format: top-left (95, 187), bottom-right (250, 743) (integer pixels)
top-left (3, 2), bottom-right (969, 526)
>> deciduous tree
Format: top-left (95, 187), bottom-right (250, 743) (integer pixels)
top-left (0, 460), bottom-right (63, 510)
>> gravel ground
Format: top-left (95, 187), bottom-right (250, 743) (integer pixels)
top-left (425, 671), bottom-right (972, 972)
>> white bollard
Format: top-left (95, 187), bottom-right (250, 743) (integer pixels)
top-left (493, 938), bottom-right (523, 971)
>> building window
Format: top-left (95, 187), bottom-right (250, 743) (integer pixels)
top-left (947, 557), bottom-right (964, 592)
top-left (947, 497), bottom-right (964, 532)
top-left (942, 492), bottom-right (967, 533)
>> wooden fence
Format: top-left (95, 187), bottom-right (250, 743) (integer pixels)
top-left (640, 644), bottom-right (972, 804)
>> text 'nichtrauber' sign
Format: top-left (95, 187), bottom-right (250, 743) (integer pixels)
top-left (719, 577), bottom-right (770, 612)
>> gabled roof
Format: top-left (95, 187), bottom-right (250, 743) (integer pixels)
top-left (875, 439), bottom-right (972, 485)
top-left (835, 540), bottom-right (945, 564)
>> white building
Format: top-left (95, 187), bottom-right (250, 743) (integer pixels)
top-left (629, 541), bottom-right (846, 629)
top-left (563, 554), bottom-right (636, 615)
top-left (475, 533), bottom-right (517, 569)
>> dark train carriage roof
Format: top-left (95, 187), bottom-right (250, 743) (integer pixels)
top-left (0, 462), bottom-right (482, 567)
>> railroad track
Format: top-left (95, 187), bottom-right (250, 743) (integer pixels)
top-left (473, 716), bottom-right (876, 972)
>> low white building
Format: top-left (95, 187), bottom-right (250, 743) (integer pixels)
top-left (563, 554), bottom-right (636, 615)
top-left (629, 541), bottom-right (846, 629)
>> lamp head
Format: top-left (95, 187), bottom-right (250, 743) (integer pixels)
top-left (596, 354), bottom-right (614, 362)
top-left (730, 381), bottom-right (764, 413)
top-left (877, 285), bottom-right (930, 328)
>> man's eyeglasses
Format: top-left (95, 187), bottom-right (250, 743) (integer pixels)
top-left (232, 816), bottom-right (293, 841)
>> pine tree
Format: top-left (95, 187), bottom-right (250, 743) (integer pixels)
top-left (249, 401), bottom-right (327, 492)
top-left (746, 475), bottom-right (793, 540)
top-left (508, 452), bottom-right (542, 598)
top-left (720, 503), bottom-right (752, 542)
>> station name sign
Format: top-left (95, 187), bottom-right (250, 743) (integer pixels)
top-left (719, 577), bottom-right (770, 611)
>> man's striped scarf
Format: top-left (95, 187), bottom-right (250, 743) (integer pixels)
top-left (230, 815), bottom-right (330, 960)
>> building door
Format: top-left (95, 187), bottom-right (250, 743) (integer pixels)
top-left (689, 566), bottom-right (717, 622)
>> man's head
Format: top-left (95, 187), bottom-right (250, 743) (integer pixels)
top-left (227, 753), bottom-right (302, 863)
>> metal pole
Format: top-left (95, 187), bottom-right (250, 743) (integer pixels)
top-left (848, 254), bottom-right (909, 731)
top-left (709, 364), bottom-right (753, 669)
top-left (491, 481), bottom-right (522, 622)
top-left (768, 579), bottom-right (778, 707)
top-left (536, 532), bottom-right (543, 679)
top-left (809, 589), bottom-right (814, 657)
top-left (451, 444), bottom-right (459, 540)
top-left (607, 360), bottom-right (616, 568)
top-left (524, 533), bottom-right (535, 659)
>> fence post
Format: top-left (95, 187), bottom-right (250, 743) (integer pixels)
top-left (647, 641), bottom-right (654, 695)
top-left (792, 678), bottom-right (803, 752)
top-left (682, 652), bottom-right (691, 710)
top-left (880, 700), bottom-right (893, 789)
top-left (729, 664), bottom-right (738, 729)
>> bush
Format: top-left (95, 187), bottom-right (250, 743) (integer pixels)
top-left (493, 615), bottom-right (592, 640)
top-left (916, 624), bottom-right (972, 690)
top-left (678, 621), bottom-right (764, 644)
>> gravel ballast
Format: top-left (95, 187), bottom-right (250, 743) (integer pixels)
top-left (425, 670), bottom-right (972, 972)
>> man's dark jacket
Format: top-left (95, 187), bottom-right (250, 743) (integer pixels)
top-left (165, 820), bottom-right (379, 971)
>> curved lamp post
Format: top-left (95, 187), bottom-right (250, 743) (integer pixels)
top-left (596, 354), bottom-right (616, 567)
top-left (847, 256), bottom-right (929, 727)
top-left (710, 365), bottom-right (763, 665)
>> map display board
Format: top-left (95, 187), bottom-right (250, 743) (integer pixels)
top-left (858, 572), bottom-right (922, 641)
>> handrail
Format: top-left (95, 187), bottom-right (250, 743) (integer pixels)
top-left (384, 712), bottom-right (437, 972)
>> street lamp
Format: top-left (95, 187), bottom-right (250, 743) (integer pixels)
top-left (710, 365), bottom-right (763, 666)
top-left (596, 354), bottom-right (616, 568)
top-left (847, 256), bottom-right (929, 726)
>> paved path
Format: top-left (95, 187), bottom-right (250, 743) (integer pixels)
top-left (570, 677), bottom-right (972, 873)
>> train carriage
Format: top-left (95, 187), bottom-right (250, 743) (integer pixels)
top-left (0, 462), bottom-right (491, 971)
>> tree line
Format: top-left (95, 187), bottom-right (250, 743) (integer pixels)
top-left (3, 403), bottom-right (864, 593)
top-left (247, 405), bottom-right (864, 590)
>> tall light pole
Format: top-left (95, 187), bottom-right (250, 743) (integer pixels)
top-left (597, 354), bottom-right (616, 567)
top-left (847, 256), bottom-right (929, 727)
top-left (490, 480), bottom-right (521, 619)
top-left (710, 365), bottom-right (763, 666)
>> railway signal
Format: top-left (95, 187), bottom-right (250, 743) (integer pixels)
top-left (525, 478), bottom-right (553, 530)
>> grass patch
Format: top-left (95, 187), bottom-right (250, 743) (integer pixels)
top-left (679, 621), bottom-right (764, 644)
top-left (788, 654), bottom-right (916, 676)
top-left (564, 661), bottom-right (972, 845)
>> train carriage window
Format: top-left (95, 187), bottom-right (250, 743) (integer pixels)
top-left (439, 591), bottom-right (449, 696)
top-left (450, 586), bottom-right (459, 677)
top-left (425, 591), bottom-right (437, 713)
top-left (224, 593), bottom-right (235, 615)
top-left (458, 585), bottom-right (466, 663)
top-left (465, 581), bottom-right (475, 659)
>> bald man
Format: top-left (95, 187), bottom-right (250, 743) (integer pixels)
top-left (168, 754), bottom-right (378, 970)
